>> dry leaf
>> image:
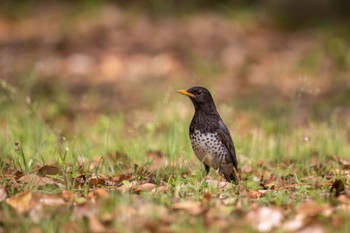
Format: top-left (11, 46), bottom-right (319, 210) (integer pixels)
top-left (171, 201), bottom-right (203, 215)
top-left (88, 175), bottom-right (108, 186)
top-left (6, 191), bottom-right (37, 214)
top-left (36, 165), bottom-right (62, 176)
top-left (241, 164), bottom-right (252, 173)
top-left (0, 187), bottom-right (7, 202)
top-left (88, 215), bottom-right (106, 233)
top-left (133, 183), bottom-right (156, 193)
top-left (112, 173), bottom-right (132, 186)
top-left (18, 174), bottom-right (64, 188)
top-left (62, 190), bottom-right (74, 202)
top-left (248, 190), bottom-right (264, 199)
top-left (337, 194), bottom-right (350, 204)
top-left (38, 194), bottom-right (65, 206)
top-left (202, 191), bottom-right (212, 201)
top-left (333, 156), bottom-right (350, 168)
top-left (282, 215), bottom-right (304, 231)
top-left (87, 188), bottom-right (109, 201)
top-left (246, 207), bottom-right (283, 232)
top-left (151, 185), bottom-right (168, 194)
top-left (206, 179), bottom-right (232, 190)
top-left (297, 200), bottom-right (329, 218)
top-left (299, 224), bottom-right (325, 233)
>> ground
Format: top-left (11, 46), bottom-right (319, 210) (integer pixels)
top-left (0, 2), bottom-right (350, 233)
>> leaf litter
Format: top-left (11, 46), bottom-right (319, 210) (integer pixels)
top-left (1, 152), bottom-right (350, 232)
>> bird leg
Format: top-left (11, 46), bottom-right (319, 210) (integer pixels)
top-left (204, 164), bottom-right (210, 175)
top-left (199, 164), bottom-right (211, 187)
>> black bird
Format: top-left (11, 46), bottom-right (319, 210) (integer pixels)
top-left (177, 86), bottom-right (238, 183)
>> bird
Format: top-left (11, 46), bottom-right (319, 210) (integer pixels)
top-left (177, 86), bottom-right (238, 183)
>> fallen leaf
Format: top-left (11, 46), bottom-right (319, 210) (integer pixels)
top-left (331, 215), bottom-right (344, 228)
top-left (333, 156), bottom-right (350, 169)
top-left (202, 191), bottom-right (212, 201)
top-left (248, 190), bottom-right (265, 199)
top-left (337, 194), bottom-right (350, 204)
top-left (88, 215), bottom-right (106, 233)
top-left (1, 163), bottom-right (19, 178)
top-left (62, 190), bottom-right (75, 202)
top-left (133, 183), bottom-right (156, 193)
top-left (0, 187), bottom-right (7, 202)
top-left (241, 164), bottom-right (252, 173)
top-left (297, 200), bottom-right (330, 218)
top-left (112, 173), bottom-right (132, 186)
top-left (282, 215), bottom-right (304, 232)
top-left (38, 194), bottom-right (65, 206)
top-left (36, 165), bottom-right (62, 176)
top-left (171, 201), bottom-right (203, 215)
top-left (246, 207), bottom-right (283, 232)
top-left (151, 185), bottom-right (168, 194)
top-left (6, 191), bottom-right (37, 214)
top-left (74, 174), bottom-right (87, 186)
top-left (88, 175), bottom-right (109, 186)
top-left (299, 224), bottom-right (325, 233)
top-left (87, 188), bottom-right (109, 201)
top-left (18, 174), bottom-right (64, 188)
top-left (206, 179), bottom-right (233, 190)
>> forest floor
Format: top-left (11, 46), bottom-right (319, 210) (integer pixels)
top-left (1, 2), bottom-right (350, 232)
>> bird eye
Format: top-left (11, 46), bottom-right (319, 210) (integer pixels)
top-left (196, 90), bottom-right (202, 96)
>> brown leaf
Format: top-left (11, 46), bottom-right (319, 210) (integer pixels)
top-left (151, 185), bottom-right (168, 194)
top-left (337, 194), bottom-right (350, 204)
top-left (241, 164), bottom-right (252, 173)
top-left (1, 163), bottom-right (19, 178)
top-left (38, 194), bottom-right (65, 206)
top-left (87, 188), bottom-right (109, 201)
top-left (298, 224), bottom-right (325, 233)
top-left (297, 200), bottom-right (331, 218)
top-left (133, 183), bottom-right (156, 193)
top-left (36, 165), bottom-right (62, 176)
top-left (6, 191), bottom-right (37, 214)
top-left (282, 215), bottom-right (304, 232)
top-left (0, 187), bottom-right (7, 202)
top-left (248, 190), bottom-right (265, 199)
top-left (246, 207), bottom-right (283, 232)
top-left (202, 191), bottom-right (212, 201)
top-left (88, 215), bottom-right (106, 233)
top-left (18, 174), bottom-right (64, 188)
top-left (112, 173), bottom-right (132, 186)
top-left (171, 201), bottom-right (203, 215)
top-left (333, 156), bottom-right (350, 169)
top-left (74, 174), bottom-right (87, 186)
top-left (88, 176), bottom-right (107, 186)
top-left (206, 179), bottom-right (233, 190)
top-left (62, 190), bottom-right (75, 202)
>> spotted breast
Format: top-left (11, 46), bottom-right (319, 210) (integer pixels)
top-left (190, 129), bottom-right (228, 170)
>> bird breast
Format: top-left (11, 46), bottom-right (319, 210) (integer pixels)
top-left (190, 129), bottom-right (227, 169)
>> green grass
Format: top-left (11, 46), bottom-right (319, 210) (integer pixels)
top-left (1, 83), bottom-right (350, 232)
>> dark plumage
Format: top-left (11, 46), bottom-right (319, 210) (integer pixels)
top-left (177, 86), bottom-right (238, 183)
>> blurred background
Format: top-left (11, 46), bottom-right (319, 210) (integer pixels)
top-left (1, 0), bottom-right (350, 137)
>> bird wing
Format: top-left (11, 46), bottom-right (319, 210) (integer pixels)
top-left (218, 120), bottom-right (238, 170)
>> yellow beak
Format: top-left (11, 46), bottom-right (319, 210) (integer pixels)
top-left (177, 89), bottom-right (195, 98)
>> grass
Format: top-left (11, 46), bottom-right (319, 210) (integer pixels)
top-left (0, 3), bottom-right (350, 231)
top-left (1, 81), bottom-right (350, 232)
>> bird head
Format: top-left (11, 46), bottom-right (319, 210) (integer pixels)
top-left (177, 86), bottom-right (217, 113)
